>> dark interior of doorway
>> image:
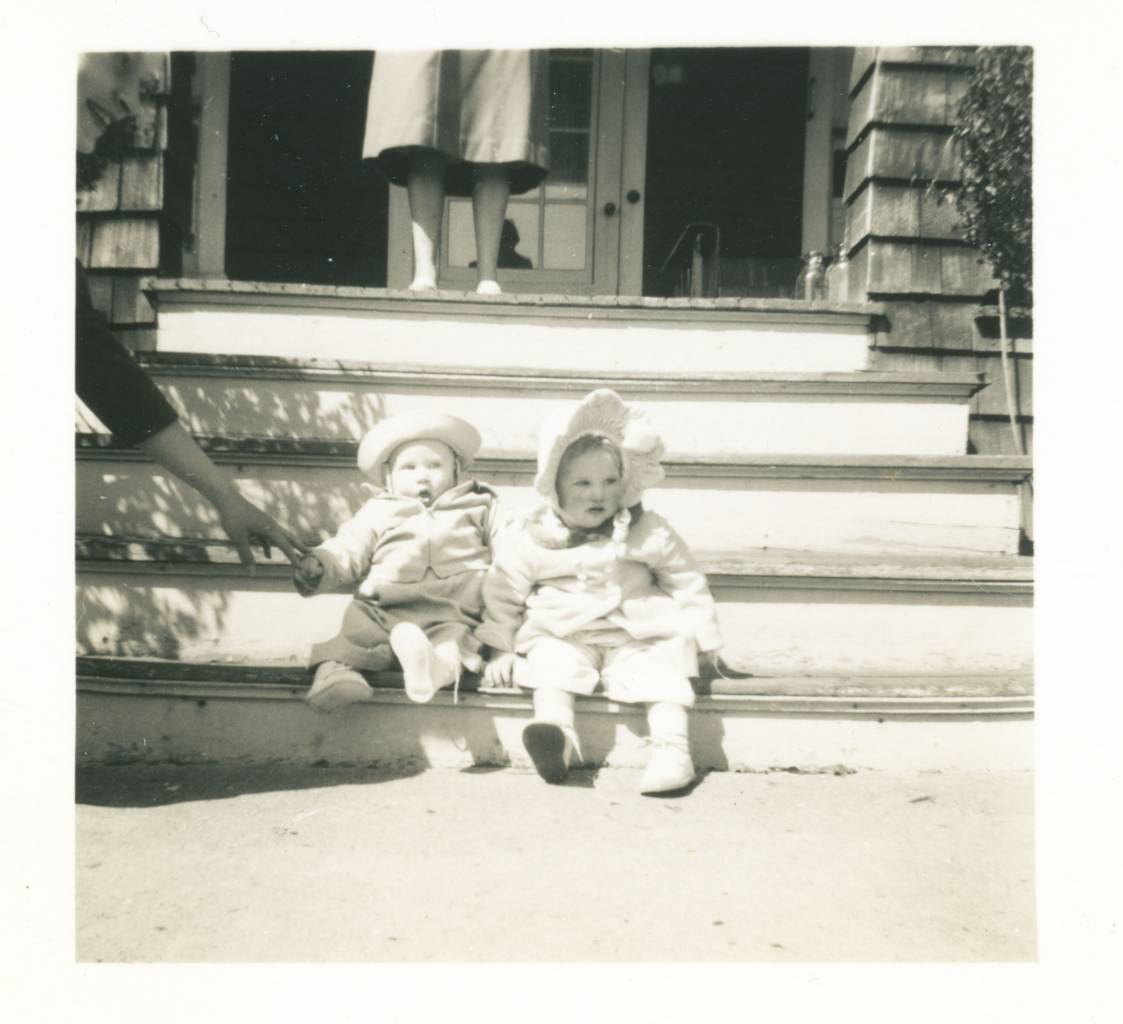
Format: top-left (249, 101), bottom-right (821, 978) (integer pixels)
top-left (642, 48), bottom-right (809, 298)
top-left (225, 52), bottom-right (389, 287)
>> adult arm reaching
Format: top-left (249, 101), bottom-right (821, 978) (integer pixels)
top-left (136, 421), bottom-right (307, 569)
top-left (75, 263), bottom-right (306, 570)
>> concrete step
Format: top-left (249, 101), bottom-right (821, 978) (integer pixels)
top-left (75, 656), bottom-right (1033, 773)
top-left (144, 278), bottom-right (883, 373)
top-left (76, 536), bottom-right (1033, 677)
top-left (79, 351), bottom-right (984, 457)
top-left (77, 435), bottom-right (1032, 556)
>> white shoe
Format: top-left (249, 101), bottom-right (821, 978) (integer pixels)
top-left (305, 660), bottom-right (373, 712)
top-left (639, 740), bottom-right (695, 795)
top-left (475, 279), bottom-right (502, 295)
top-left (408, 275), bottom-right (437, 292)
top-left (522, 720), bottom-right (577, 784)
top-left (390, 622), bottom-right (454, 703)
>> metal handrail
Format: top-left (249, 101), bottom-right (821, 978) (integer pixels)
top-left (658, 221), bottom-right (721, 298)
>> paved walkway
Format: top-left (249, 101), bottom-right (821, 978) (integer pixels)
top-left (76, 764), bottom-right (1035, 962)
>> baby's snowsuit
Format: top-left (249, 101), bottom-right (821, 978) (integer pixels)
top-left (477, 504), bottom-right (722, 707)
top-left (305, 479), bottom-right (501, 674)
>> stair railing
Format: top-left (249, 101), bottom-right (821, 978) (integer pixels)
top-left (657, 222), bottom-right (721, 298)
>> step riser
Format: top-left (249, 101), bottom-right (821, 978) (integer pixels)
top-left (77, 574), bottom-right (1033, 676)
top-left (75, 688), bottom-right (1033, 772)
top-left (118, 375), bottom-right (970, 456)
top-left (76, 461), bottom-right (1024, 556)
top-left (155, 307), bottom-right (873, 373)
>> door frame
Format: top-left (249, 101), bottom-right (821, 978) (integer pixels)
top-left (801, 47), bottom-right (854, 258)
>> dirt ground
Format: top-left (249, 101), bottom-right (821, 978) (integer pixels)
top-left (75, 763), bottom-right (1035, 963)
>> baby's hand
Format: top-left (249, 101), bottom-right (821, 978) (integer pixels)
top-left (482, 652), bottom-right (518, 689)
top-left (293, 554), bottom-right (325, 595)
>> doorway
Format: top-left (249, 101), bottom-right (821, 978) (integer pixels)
top-left (225, 51), bottom-right (388, 286)
top-left (642, 48), bottom-right (810, 297)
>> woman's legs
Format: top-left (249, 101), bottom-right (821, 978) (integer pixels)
top-left (406, 148), bottom-right (447, 290)
top-left (471, 165), bottom-right (510, 293)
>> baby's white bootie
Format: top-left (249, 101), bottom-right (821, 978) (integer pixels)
top-left (522, 720), bottom-right (579, 784)
top-left (475, 279), bottom-right (502, 295)
top-left (305, 660), bottom-right (374, 713)
top-left (390, 622), bottom-right (456, 703)
top-left (639, 736), bottom-right (695, 795)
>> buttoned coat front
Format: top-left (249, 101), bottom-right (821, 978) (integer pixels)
top-left (311, 479), bottom-right (500, 597)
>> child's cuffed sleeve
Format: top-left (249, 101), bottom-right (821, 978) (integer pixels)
top-left (477, 535), bottom-right (535, 653)
top-left (310, 500), bottom-right (384, 592)
top-left (647, 515), bottom-right (724, 653)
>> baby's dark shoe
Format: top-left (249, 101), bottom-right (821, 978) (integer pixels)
top-left (305, 660), bottom-right (373, 712)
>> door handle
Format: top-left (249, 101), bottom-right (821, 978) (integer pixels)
top-left (626, 189), bottom-right (641, 204)
top-left (603, 201), bottom-right (617, 217)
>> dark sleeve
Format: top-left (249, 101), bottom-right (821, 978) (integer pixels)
top-left (75, 262), bottom-right (179, 446)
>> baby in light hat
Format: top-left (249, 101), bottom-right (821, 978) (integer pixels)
top-left (478, 389), bottom-right (722, 795)
top-left (295, 411), bottom-right (501, 710)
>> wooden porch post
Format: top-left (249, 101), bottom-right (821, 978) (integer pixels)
top-left (182, 52), bottom-right (231, 279)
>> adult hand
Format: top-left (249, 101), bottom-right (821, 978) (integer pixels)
top-left (213, 491), bottom-right (308, 570)
top-left (134, 423), bottom-right (307, 572)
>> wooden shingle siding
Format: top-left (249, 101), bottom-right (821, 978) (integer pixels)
top-left (842, 46), bottom-right (1031, 454)
top-left (120, 155), bottom-right (164, 211)
top-left (846, 68), bottom-right (970, 148)
top-left (844, 127), bottom-right (961, 201)
top-left (852, 47), bottom-right (977, 90)
top-left (110, 275), bottom-right (157, 325)
top-left (76, 163), bottom-right (122, 213)
top-left (75, 220), bottom-right (94, 266)
top-left (849, 239), bottom-right (996, 297)
top-left (88, 218), bottom-right (160, 270)
top-left (83, 273), bottom-right (115, 320)
top-left (848, 181), bottom-right (962, 243)
top-left (76, 53), bottom-right (172, 327)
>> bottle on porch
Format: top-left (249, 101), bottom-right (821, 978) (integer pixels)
top-left (826, 242), bottom-right (851, 302)
top-left (796, 251), bottom-right (827, 300)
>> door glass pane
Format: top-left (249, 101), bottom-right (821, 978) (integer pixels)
top-left (543, 205), bottom-right (586, 270)
top-left (447, 199), bottom-right (540, 269)
top-left (501, 202), bottom-right (539, 269)
top-left (548, 58), bottom-right (592, 129)
top-left (544, 132), bottom-right (589, 201)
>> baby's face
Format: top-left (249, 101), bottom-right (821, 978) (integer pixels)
top-left (557, 448), bottom-right (624, 530)
top-left (387, 440), bottom-right (457, 505)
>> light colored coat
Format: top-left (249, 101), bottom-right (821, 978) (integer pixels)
top-left (309, 480), bottom-right (500, 597)
top-left (478, 505), bottom-right (722, 656)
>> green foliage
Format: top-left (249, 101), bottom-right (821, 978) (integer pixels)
top-left (954, 47), bottom-right (1033, 305)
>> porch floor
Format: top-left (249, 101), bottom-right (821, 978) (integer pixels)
top-left (76, 763), bottom-right (1034, 963)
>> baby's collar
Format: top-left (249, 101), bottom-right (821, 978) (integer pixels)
top-left (527, 504), bottom-right (640, 549)
top-left (360, 478), bottom-right (491, 504)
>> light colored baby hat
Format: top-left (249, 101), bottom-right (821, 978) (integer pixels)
top-left (357, 411), bottom-right (482, 480)
top-left (534, 389), bottom-right (666, 510)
